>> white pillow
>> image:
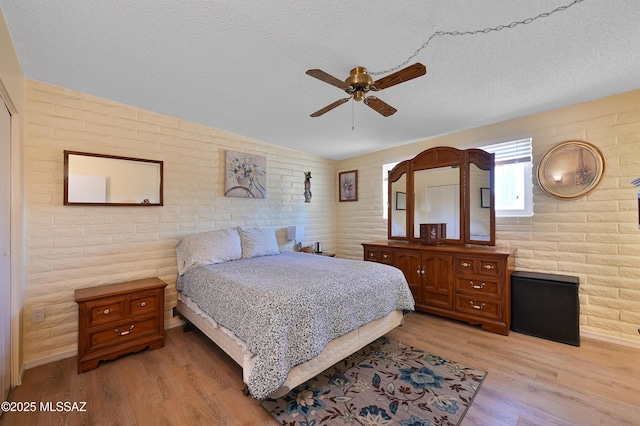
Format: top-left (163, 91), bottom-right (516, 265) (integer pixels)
top-left (237, 227), bottom-right (280, 259)
top-left (470, 219), bottom-right (490, 236)
top-left (175, 228), bottom-right (242, 275)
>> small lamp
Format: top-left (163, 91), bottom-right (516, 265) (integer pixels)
top-left (287, 226), bottom-right (304, 250)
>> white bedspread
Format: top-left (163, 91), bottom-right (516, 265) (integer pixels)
top-left (175, 251), bottom-right (414, 399)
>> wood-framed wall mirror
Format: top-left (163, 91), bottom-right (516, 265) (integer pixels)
top-left (64, 150), bottom-right (164, 206)
top-left (387, 146), bottom-right (495, 246)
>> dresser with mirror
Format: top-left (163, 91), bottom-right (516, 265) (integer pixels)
top-left (363, 146), bottom-right (515, 335)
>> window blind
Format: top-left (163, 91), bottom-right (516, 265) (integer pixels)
top-left (480, 138), bottom-right (532, 165)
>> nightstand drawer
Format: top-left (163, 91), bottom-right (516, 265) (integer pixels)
top-left (85, 298), bottom-right (125, 327)
top-left (85, 316), bottom-right (160, 354)
top-left (129, 291), bottom-right (160, 316)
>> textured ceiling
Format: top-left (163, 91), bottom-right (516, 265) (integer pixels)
top-left (2, 1), bottom-right (640, 160)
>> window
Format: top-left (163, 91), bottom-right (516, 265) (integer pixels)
top-left (480, 138), bottom-right (533, 217)
top-left (382, 161), bottom-right (399, 219)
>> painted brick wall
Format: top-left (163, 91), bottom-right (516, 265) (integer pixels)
top-left (337, 90), bottom-right (640, 347)
top-left (23, 80), bottom-right (336, 366)
top-left (23, 79), bottom-right (640, 364)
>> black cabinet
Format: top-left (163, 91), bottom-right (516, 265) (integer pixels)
top-left (511, 271), bottom-right (580, 346)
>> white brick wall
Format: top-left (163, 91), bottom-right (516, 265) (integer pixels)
top-left (23, 80), bottom-right (336, 364)
top-left (23, 79), bottom-right (640, 365)
top-left (337, 90), bottom-right (640, 346)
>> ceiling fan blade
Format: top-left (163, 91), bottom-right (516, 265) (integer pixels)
top-left (306, 69), bottom-right (349, 90)
top-left (372, 63), bottom-right (426, 91)
top-left (310, 97), bottom-right (351, 117)
top-left (363, 97), bottom-right (397, 117)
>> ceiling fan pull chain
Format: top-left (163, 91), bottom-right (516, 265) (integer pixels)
top-left (352, 99), bottom-right (355, 131)
top-left (369, 0), bottom-right (584, 76)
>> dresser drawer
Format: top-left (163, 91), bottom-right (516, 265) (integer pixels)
top-left (455, 257), bottom-right (501, 277)
top-left (84, 316), bottom-right (160, 354)
top-left (85, 298), bottom-right (125, 327)
top-left (129, 291), bottom-right (160, 316)
top-left (455, 278), bottom-right (500, 298)
top-left (478, 259), bottom-right (501, 277)
top-left (455, 257), bottom-right (477, 274)
top-left (455, 295), bottom-right (501, 320)
top-left (364, 247), bottom-right (393, 264)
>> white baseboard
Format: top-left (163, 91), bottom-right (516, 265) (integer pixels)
top-left (581, 330), bottom-right (640, 351)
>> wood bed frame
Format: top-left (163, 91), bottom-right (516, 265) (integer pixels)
top-left (173, 297), bottom-right (405, 399)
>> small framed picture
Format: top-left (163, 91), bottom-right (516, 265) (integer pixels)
top-left (480, 187), bottom-right (490, 208)
top-left (395, 191), bottom-right (406, 210)
top-left (339, 170), bottom-right (358, 202)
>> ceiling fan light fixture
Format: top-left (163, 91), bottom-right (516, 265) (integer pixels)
top-left (345, 67), bottom-right (374, 91)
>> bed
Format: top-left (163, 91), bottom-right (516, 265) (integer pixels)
top-left (173, 227), bottom-right (415, 399)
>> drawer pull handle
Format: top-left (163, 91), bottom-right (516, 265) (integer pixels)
top-left (483, 264), bottom-right (494, 270)
top-left (382, 254), bottom-right (388, 259)
top-left (115, 325), bottom-right (135, 336)
top-left (421, 269), bottom-right (425, 275)
top-left (103, 309), bottom-right (110, 315)
top-left (461, 262), bottom-right (471, 267)
top-left (369, 253), bottom-right (375, 257)
top-left (140, 301), bottom-right (147, 307)
top-left (470, 281), bottom-right (485, 289)
top-left (469, 301), bottom-right (486, 310)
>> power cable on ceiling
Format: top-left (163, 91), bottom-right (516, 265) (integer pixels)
top-left (369, 0), bottom-right (586, 76)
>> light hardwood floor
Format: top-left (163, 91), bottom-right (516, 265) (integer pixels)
top-left (2, 312), bottom-right (639, 425)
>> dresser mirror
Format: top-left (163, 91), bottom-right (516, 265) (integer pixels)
top-left (389, 161), bottom-right (409, 238)
top-left (387, 146), bottom-right (495, 245)
top-left (466, 150), bottom-right (495, 245)
top-left (412, 167), bottom-right (461, 241)
top-left (64, 150), bottom-right (163, 206)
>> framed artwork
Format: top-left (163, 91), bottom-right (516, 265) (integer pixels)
top-left (480, 187), bottom-right (490, 208)
top-left (537, 140), bottom-right (605, 200)
top-left (339, 170), bottom-right (358, 202)
top-left (225, 150), bottom-right (267, 198)
top-left (395, 191), bottom-right (406, 210)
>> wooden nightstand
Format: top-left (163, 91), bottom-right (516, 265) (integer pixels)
top-left (74, 277), bottom-right (167, 373)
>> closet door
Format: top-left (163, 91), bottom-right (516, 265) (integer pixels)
top-left (0, 96), bottom-right (11, 401)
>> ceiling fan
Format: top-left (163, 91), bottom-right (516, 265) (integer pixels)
top-left (306, 63), bottom-right (426, 118)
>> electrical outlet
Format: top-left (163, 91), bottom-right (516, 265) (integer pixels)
top-left (32, 307), bottom-right (45, 323)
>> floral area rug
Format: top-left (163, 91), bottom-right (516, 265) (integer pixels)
top-left (261, 336), bottom-right (486, 426)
